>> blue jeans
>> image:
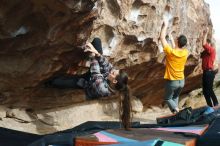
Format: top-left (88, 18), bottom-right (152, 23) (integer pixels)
top-left (164, 79), bottom-right (185, 113)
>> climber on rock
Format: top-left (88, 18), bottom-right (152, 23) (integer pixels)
top-left (160, 18), bottom-right (189, 114)
top-left (45, 37), bottom-right (132, 130)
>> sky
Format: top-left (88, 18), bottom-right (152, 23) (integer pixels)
top-left (205, 0), bottom-right (220, 60)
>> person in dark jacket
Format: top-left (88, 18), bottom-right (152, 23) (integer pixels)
top-left (46, 37), bottom-right (132, 130)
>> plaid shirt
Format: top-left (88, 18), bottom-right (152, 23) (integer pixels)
top-left (85, 56), bottom-right (113, 99)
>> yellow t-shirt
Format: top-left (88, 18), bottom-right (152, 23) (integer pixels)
top-left (163, 44), bottom-right (188, 80)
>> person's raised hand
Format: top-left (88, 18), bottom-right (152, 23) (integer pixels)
top-left (84, 42), bottom-right (95, 52)
top-left (162, 17), bottom-right (169, 27)
top-left (206, 27), bottom-right (209, 32)
top-left (204, 27), bottom-right (209, 34)
top-left (84, 42), bottom-right (100, 56)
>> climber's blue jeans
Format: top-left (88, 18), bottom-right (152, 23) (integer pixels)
top-left (164, 79), bottom-right (185, 113)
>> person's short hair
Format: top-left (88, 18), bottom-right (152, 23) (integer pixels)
top-left (207, 39), bottom-right (211, 44)
top-left (165, 35), bottom-right (169, 41)
top-left (177, 35), bottom-right (187, 48)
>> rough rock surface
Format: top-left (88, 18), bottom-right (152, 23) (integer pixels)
top-left (0, 0), bottom-right (212, 109)
top-left (0, 0), bottom-right (217, 134)
top-left (90, 0), bottom-right (213, 106)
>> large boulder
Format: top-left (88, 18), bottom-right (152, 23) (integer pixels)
top-left (0, 0), bottom-right (212, 109)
